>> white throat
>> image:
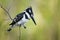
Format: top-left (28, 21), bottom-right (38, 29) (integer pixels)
top-left (24, 11), bottom-right (30, 19)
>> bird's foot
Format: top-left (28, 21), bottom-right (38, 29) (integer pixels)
top-left (24, 27), bottom-right (26, 29)
top-left (7, 28), bottom-right (12, 32)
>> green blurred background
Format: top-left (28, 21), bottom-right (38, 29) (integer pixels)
top-left (0, 0), bottom-right (60, 40)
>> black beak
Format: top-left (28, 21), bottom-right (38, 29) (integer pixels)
top-left (31, 16), bottom-right (36, 25)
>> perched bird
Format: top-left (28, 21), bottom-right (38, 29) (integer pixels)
top-left (7, 7), bottom-right (36, 31)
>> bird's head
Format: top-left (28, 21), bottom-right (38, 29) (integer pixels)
top-left (26, 7), bottom-right (37, 25)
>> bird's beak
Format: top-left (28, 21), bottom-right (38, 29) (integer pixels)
top-left (31, 16), bottom-right (36, 25)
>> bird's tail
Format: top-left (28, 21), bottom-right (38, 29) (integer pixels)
top-left (7, 25), bottom-right (14, 31)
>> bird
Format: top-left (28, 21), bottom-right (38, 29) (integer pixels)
top-left (7, 7), bottom-right (36, 31)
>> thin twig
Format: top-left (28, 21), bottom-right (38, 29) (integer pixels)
top-left (19, 27), bottom-right (21, 40)
top-left (0, 4), bottom-right (13, 20)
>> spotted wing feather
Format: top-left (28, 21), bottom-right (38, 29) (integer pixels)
top-left (10, 12), bottom-right (25, 25)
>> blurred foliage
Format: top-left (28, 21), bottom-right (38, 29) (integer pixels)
top-left (0, 0), bottom-right (60, 40)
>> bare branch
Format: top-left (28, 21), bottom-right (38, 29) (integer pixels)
top-left (0, 3), bottom-right (13, 20)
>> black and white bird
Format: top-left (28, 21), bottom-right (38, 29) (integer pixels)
top-left (7, 7), bottom-right (36, 31)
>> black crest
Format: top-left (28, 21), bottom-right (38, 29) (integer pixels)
top-left (26, 7), bottom-right (33, 16)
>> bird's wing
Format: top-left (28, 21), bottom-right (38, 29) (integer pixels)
top-left (10, 12), bottom-right (25, 25)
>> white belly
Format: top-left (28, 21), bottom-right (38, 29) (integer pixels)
top-left (17, 15), bottom-right (29, 25)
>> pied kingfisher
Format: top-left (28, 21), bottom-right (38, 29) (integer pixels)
top-left (7, 7), bottom-right (36, 31)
